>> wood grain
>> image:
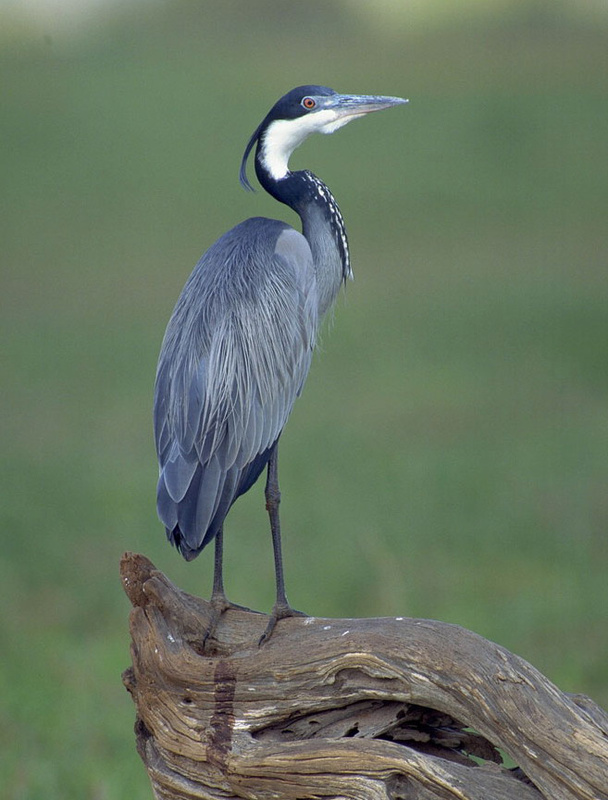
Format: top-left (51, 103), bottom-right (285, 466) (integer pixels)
top-left (121, 552), bottom-right (608, 800)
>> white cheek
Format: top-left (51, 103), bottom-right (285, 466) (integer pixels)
top-left (260, 110), bottom-right (342, 179)
top-left (319, 114), bottom-right (362, 134)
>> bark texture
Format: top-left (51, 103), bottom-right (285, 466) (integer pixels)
top-left (121, 552), bottom-right (608, 800)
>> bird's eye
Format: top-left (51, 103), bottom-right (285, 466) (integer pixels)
top-left (301, 97), bottom-right (316, 110)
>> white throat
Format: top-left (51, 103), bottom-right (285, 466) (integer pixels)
top-left (259, 111), bottom-right (355, 181)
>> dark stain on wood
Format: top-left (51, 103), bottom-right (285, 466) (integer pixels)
top-left (208, 660), bottom-right (236, 768)
top-left (121, 552), bottom-right (608, 800)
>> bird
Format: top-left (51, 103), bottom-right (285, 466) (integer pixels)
top-left (154, 85), bottom-right (407, 641)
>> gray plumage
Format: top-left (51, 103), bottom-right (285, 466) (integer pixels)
top-left (152, 86), bottom-right (406, 630)
top-left (154, 218), bottom-right (319, 559)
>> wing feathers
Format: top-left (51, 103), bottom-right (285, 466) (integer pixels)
top-left (163, 443), bottom-right (198, 503)
top-left (154, 219), bottom-right (319, 558)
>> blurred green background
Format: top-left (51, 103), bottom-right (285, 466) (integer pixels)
top-left (2, 0), bottom-right (607, 796)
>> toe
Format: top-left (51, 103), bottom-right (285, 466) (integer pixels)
top-left (259, 604), bottom-right (308, 645)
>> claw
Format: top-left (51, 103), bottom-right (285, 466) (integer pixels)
top-left (259, 603), bottom-right (307, 645)
top-left (202, 591), bottom-right (254, 647)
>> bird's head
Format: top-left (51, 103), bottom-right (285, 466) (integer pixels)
top-left (240, 85), bottom-right (408, 190)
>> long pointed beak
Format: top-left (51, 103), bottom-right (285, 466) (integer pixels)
top-left (327, 93), bottom-right (408, 119)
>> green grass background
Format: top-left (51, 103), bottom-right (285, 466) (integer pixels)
top-left (2, 1), bottom-right (607, 796)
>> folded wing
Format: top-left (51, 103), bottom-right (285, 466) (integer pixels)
top-left (154, 218), bottom-right (318, 560)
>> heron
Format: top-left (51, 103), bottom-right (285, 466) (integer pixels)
top-left (154, 85), bottom-right (407, 641)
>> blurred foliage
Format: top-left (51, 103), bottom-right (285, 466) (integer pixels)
top-left (1, 1), bottom-right (607, 797)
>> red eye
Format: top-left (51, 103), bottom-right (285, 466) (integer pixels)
top-left (302, 97), bottom-right (316, 110)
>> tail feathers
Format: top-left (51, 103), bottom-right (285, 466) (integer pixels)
top-left (167, 526), bottom-right (200, 562)
top-left (157, 446), bottom-right (275, 561)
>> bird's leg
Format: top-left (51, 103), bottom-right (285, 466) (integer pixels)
top-left (203, 527), bottom-right (251, 646)
top-left (201, 527), bottom-right (230, 645)
top-left (210, 526), bottom-right (229, 609)
top-left (260, 445), bottom-right (306, 644)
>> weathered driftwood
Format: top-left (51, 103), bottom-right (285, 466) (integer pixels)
top-left (121, 552), bottom-right (608, 800)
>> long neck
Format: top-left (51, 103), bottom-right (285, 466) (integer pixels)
top-left (255, 158), bottom-right (351, 316)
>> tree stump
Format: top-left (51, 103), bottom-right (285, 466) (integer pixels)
top-left (121, 552), bottom-right (608, 800)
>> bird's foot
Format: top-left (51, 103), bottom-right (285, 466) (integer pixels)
top-left (202, 591), bottom-right (254, 648)
top-left (259, 602), bottom-right (307, 646)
